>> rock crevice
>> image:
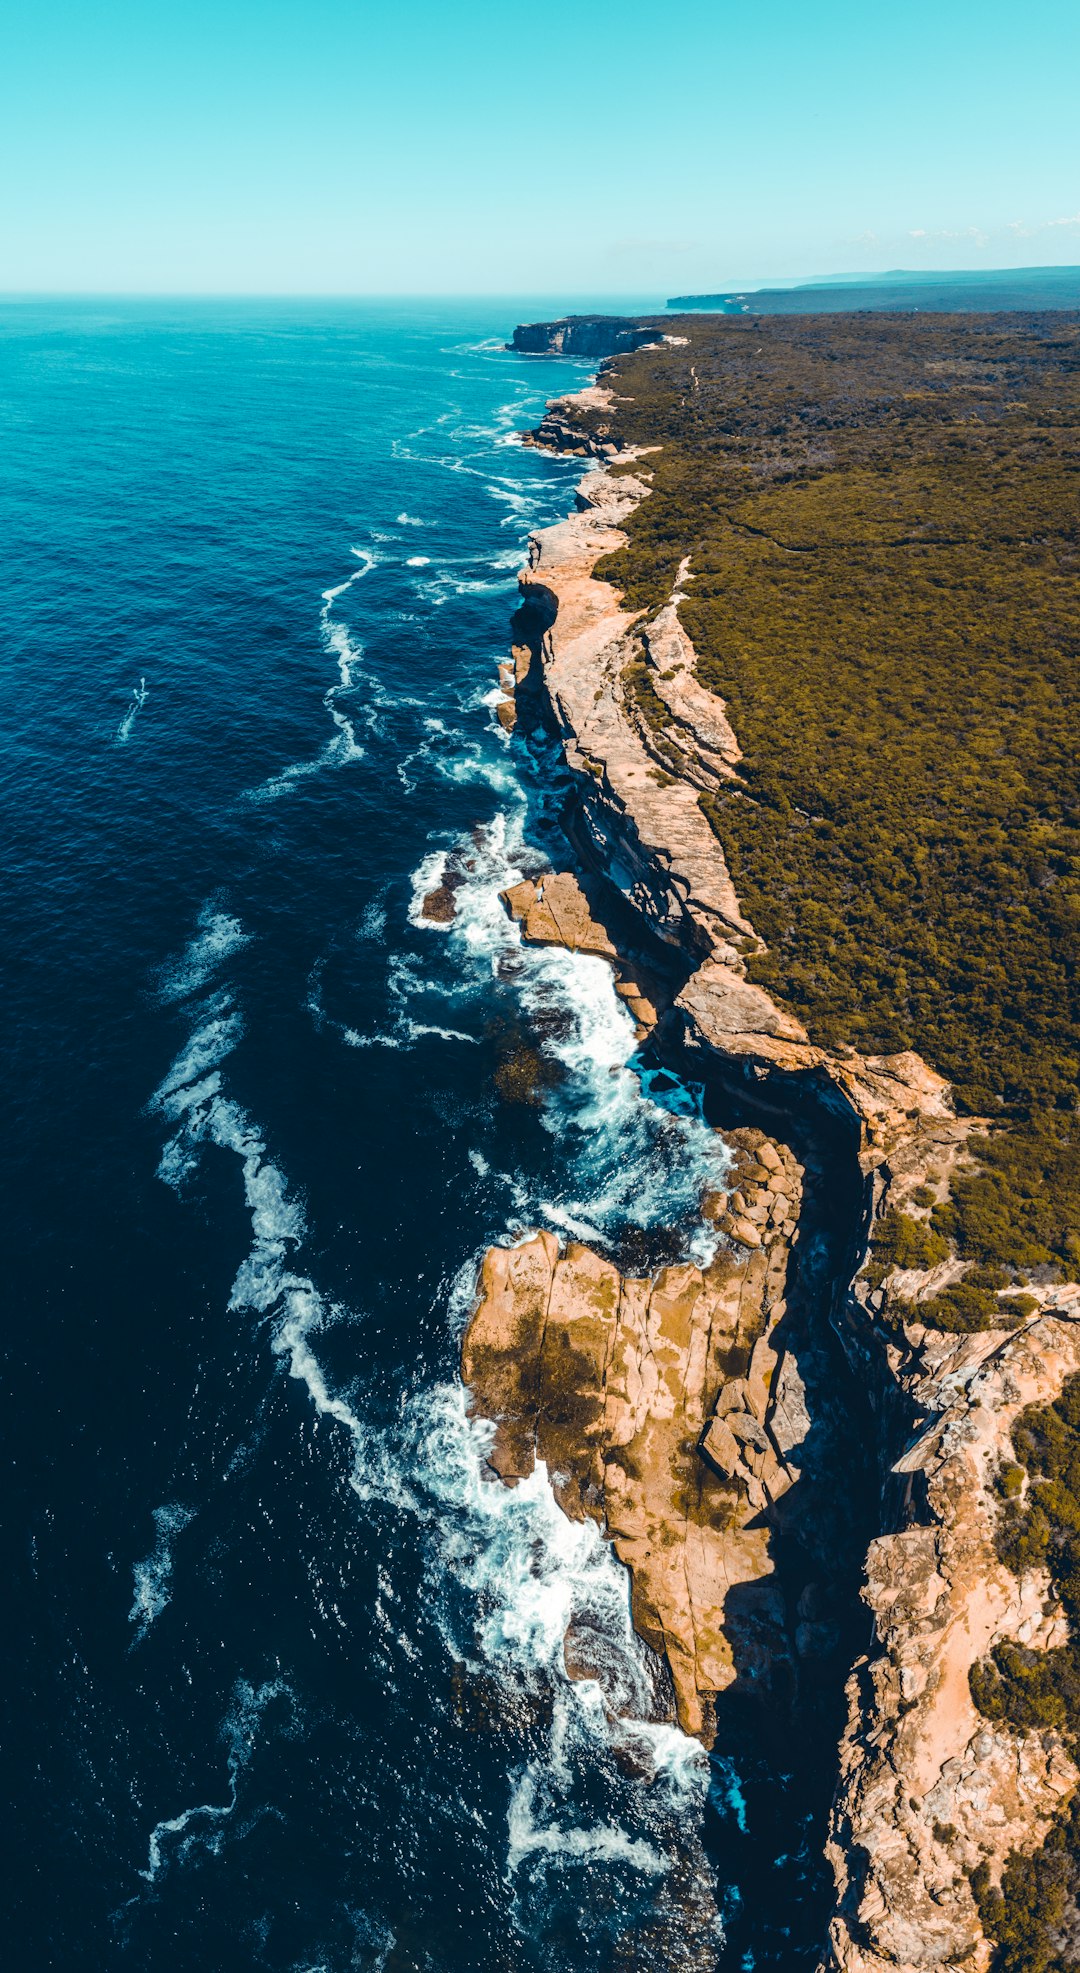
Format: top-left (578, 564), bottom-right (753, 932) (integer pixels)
top-left (466, 368), bottom-right (1080, 1970)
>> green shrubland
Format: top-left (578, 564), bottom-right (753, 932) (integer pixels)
top-left (971, 1805), bottom-right (1080, 1973)
top-left (574, 313), bottom-right (1080, 1279)
top-left (968, 1374), bottom-right (1080, 1960)
top-left (560, 317), bottom-right (1080, 1963)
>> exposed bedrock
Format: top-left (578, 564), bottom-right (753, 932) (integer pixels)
top-left (477, 382), bottom-right (1080, 1968)
top-left (463, 1134), bottom-right (807, 1743)
top-left (509, 315), bottom-right (660, 358)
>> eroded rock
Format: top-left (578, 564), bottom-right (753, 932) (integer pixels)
top-left (824, 1297), bottom-right (1080, 1972)
top-left (515, 382), bottom-right (1080, 1962)
top-left (463, 1134), bottom-right (804, 1742)
top-left (501, 870), bottom-right (618, 962)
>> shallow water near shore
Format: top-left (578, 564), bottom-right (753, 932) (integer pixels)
top-left (1, 298), bottom-right (768, 1970)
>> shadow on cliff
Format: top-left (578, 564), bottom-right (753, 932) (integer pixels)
top-left (657, 1027), bottom-right (883, 1968)
top-left (501, 672), bottom-right (891, 1964)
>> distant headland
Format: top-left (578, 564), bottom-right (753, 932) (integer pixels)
top-left (508, 315), bottom-right (660, 356)
top-left (668, 262), bottom-right (1080, 313)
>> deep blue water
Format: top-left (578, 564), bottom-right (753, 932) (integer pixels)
top-left (2, 299), bottom-right (744, 1971)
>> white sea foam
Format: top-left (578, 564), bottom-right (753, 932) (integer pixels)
top-left (160, 907), bottom-right (252, 1002)
top-left (139, 1678), bottom-right (293, 1883)
top-left (152, 913), bottom-right (716, 1917)
top-left (153, 999), bottom-right (242, 1111)
top-left (412, 807), bottom-right (729, 1244)
top-left (359, 898), bottom-right (388, 942)
top-left (247, 550), bottom-right (375, 803)
top-left (115, 676), bottom-right (148, 745)
top-left (145, 411), bottom-right (727, 1929)
top-left (507, 1776), bottom-right (665, 1877)
top-left (402, 1378), bottom-right (714, 1911)
top-left (128, 1502), bottom-right (195, 1642)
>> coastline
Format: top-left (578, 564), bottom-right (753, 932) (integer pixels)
top-left (464, 357), bottom-right (1080, 1970)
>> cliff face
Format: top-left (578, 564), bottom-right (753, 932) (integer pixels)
top-left (463, 1132), bottom-right (803, 1743)
top-left (460, 378), bottom-right (1079, 1969)
top-left (509, 315), bottom-right (661, 357)
top-left (513, 449), bottom-right (963, 1165)
top-left (826, 1305), bottom-right (1080, 1972)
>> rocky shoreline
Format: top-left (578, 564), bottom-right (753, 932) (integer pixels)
top-left (461, 360), bottom-right (1080, 1969)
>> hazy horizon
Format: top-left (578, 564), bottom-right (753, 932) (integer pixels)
top-left (3, 265), bottom-right (1079, 307)
top-left (2, 0), bottom-right (1078, 296)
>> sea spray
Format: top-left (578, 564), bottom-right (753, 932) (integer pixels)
top-left (149, 909), bottom-right (721, 1934)
top-left (411, 807), bottom-right (730, 1250)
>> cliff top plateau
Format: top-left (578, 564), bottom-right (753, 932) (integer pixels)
top-left (487, 307), bottom-right (1080, 1970)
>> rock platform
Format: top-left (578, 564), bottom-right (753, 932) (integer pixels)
top-left (463, 1132), bottom-right (805, 1742)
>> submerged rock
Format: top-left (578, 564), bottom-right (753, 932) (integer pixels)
top-left (420, 883), bottom-right (459, 923)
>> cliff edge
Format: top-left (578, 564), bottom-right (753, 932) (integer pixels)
top-left (459, 351), bottom-right (1080, 1969)
top-left (508, 315), bottom-right (662, 357)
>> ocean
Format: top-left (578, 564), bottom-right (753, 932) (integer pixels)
top-left (0, 297), bottom-right (771, 1970)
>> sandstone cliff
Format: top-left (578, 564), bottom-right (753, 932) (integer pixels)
top-left (463, 1132), bottom-right (804, 1743)
top-left (826, 1298), bottom-right (1080, 1971)
top-left (509, 316), bottom-right (661, 357)
top-left (462, 373), bottom-right (1078, 1968)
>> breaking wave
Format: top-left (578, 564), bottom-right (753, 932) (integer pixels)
top-left (138, 325), bottom-right (730, 1963)
top-left (411, 807), bottom-right (729, 1251)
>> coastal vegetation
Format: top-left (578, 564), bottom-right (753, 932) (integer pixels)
top-left (578, 313), bottom-right (1080, 1284)
top-left (970, 1375), bottom-right (1080, 1967)
top-left (562, 313), bottom-right (1080, 1963)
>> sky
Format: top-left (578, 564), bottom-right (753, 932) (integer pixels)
top-left (2, 0), bottom-right (1079, 296)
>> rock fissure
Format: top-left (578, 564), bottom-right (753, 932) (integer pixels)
top-left (460, 365), bottom-right (1080, 1970)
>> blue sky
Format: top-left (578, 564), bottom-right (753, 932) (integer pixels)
top-left (2, 0), bottom-right (1078, 294)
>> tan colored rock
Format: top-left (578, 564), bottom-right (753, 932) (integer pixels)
top-left (462, 1139), bottom-right (804, 1744)
top-left (461, 1232), bottom-right (558, 1481)
top-left (521, 390), bottom-right (1076, 1958)
top-left (825, 1294), bottom-right (1080, 1973)
top-left (518, 437), bottom-right (963, 1174)
top-left (728, 1214), bottom-right (762, 1249)
top-left (500, 869), bottom-right (618, 961)
top-left (701, 1412), bottom-right (742, 1478)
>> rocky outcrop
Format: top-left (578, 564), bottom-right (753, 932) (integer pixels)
top-left (502, 869), bottom-right (618, 962)
top-left (463, 1132), bottom-right (805, 1742)
top-left (519, 382), bottom-right (634, 460)
top-left (489, 384), bottom-right (1080, 1973)
top-left (510, 316), bottom-right (661, 357)
top-left (501, 869), bottom-right (660, 1035)
top-left (825, 1299), bottom-right (1080, 1972)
